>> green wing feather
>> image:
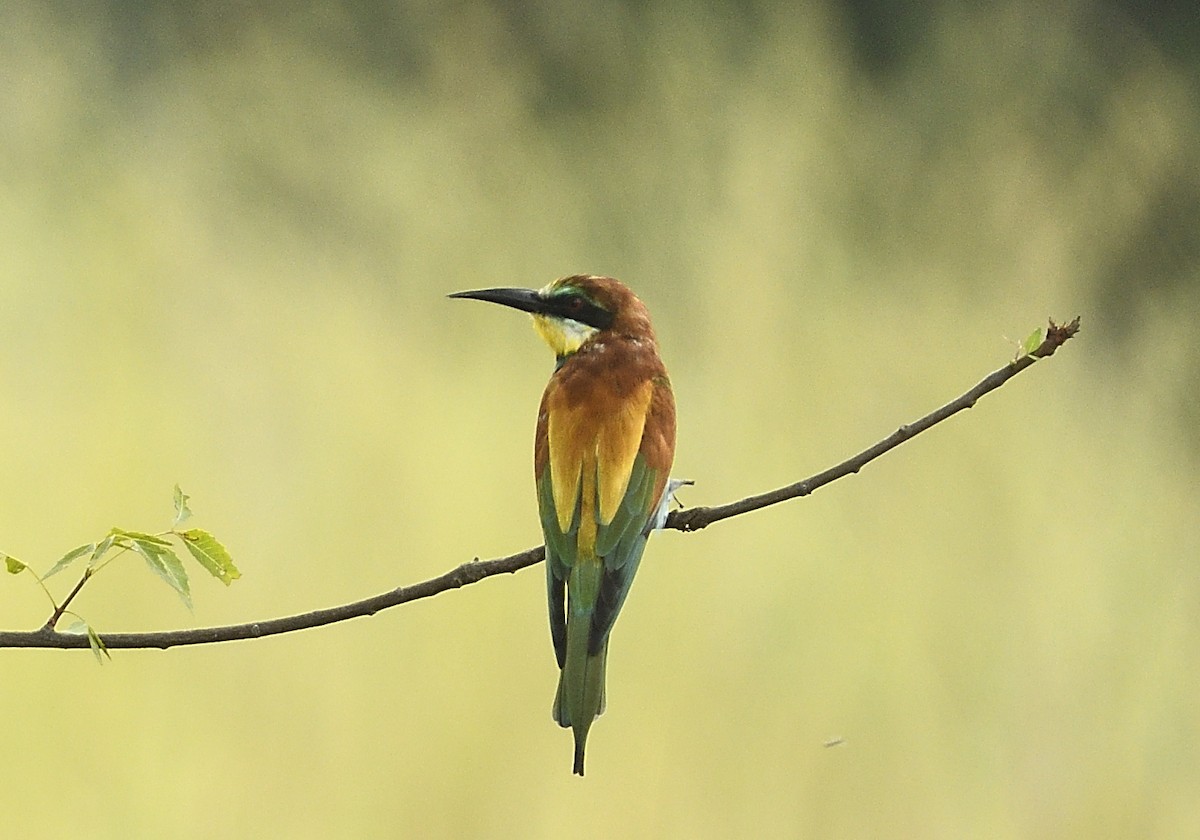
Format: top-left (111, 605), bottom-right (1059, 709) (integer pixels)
top-left (540, 453), bottom-right (662, 666)
top-left (539, 469), bottom-right (574, 668)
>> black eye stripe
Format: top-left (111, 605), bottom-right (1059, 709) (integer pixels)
top-left (548, 293), bottom-right (614, 330)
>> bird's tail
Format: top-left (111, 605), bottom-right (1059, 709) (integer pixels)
top-left (553, 610), bottom-right (608, 776)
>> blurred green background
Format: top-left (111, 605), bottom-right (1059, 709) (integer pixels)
top-left (2, 1), bottom-right (1198, 837)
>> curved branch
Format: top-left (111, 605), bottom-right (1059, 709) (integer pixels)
top-left (0, 317), bottom-right (1079, 651)
top-left (667, 316), bottom-right (1081, 530)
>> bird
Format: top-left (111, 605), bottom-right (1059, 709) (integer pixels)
top-left (450, 275), bottom-right (677, 776)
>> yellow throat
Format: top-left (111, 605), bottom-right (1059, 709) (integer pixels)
top-left (532, 313), bottom-right (599, 358)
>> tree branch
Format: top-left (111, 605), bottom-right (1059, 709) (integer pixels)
top-left (666, 316), bottom-right (1081, 530)
top-left (0, 317), bottom-right (1079, 651)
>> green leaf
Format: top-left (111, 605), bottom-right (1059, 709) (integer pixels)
top-left (178, 529), bottom-right (240, 585)
top-left (1020, 328), bottom-right (1043, 358)
top-left (111, 528), bottom-right (173, 546)
top-left (89, 534), bottom-right (117, 568)
top-left (4, 553), bottom-right (27, 574)
top-left (173, 484), bottom-right (193, 527)
top-left (131, 539), bottom-right (192, 609)
top-left (66, 620), bottom-right (110, 664)
top-left (86, 624), bottom-right (111, 663)
top-left (43, 543), bottom-right (95, 579)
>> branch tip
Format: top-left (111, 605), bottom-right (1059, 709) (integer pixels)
top-left (1035, 316), bottom-right (1081, 358)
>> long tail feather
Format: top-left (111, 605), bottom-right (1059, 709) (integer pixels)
top-left (573, 730), bottom-right (587, 776)
top-left (554, 604), bottom-right (608, 775)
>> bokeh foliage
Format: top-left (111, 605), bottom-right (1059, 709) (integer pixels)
top-left (1, 2), bottom-right (1197, 837)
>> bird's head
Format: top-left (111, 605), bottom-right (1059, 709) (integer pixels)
top-left (450, 275), bottom-right (652, 358)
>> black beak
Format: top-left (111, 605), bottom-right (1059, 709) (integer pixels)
top-left (448, 287), bottom-right (547, 315)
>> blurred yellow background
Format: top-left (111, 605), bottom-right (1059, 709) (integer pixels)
top-left (2, 2), bottom-right (1197, 837)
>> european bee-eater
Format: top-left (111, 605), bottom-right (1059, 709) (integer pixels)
top-left (450, 275), bottom-right (677, 776)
